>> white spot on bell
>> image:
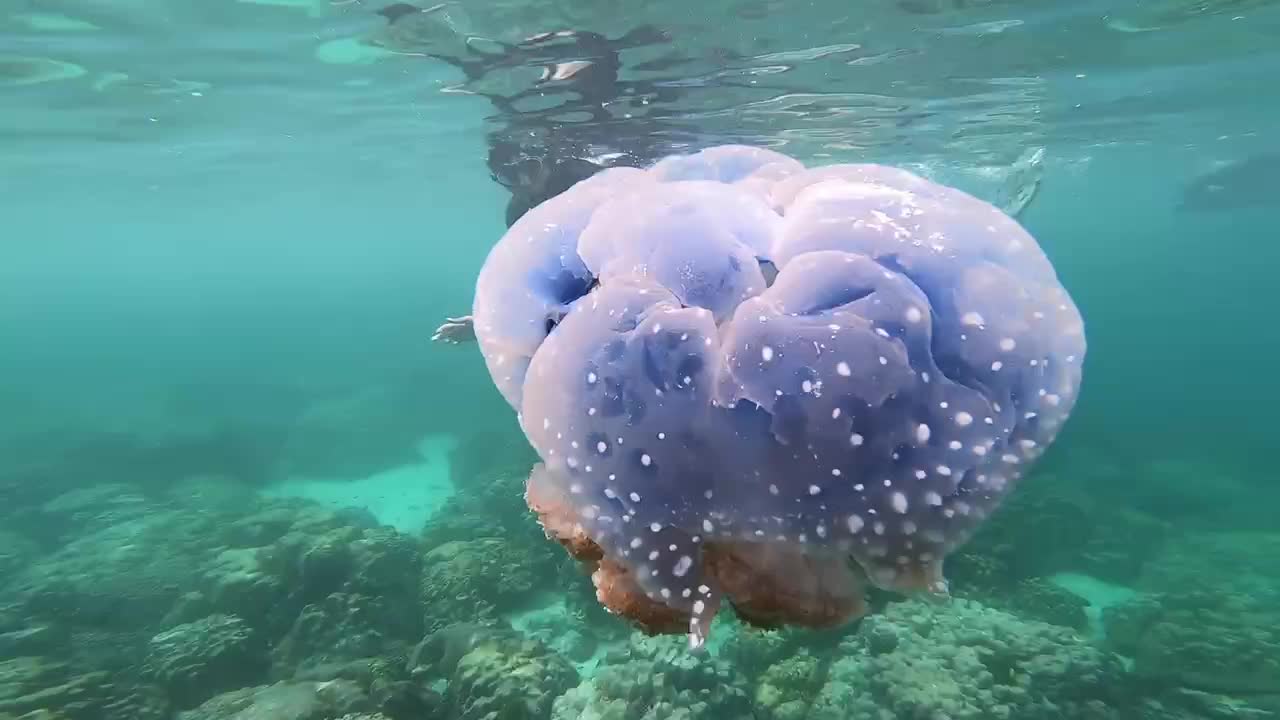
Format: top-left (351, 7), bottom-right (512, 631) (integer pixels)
top-left (673, 555), bottom-right (693, 577)
top-left (916, 423), bottom-right (931, 444)
top-left (891, 491), bottom-right (909, 514)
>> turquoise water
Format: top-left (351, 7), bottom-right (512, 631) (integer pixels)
top-left (2, 1), bottom-right (1278, 718)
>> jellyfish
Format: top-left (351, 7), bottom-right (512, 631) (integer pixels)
top-left (470, 145), bottom-right (1086, 650)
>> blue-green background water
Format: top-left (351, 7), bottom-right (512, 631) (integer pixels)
top-left (2, 1), bottom-right (1278, 718)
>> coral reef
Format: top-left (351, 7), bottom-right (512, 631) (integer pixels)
top-left (144, 614), bottom-right (265, 708)
top-left (552, 634), bottom-right (753, 720)
top-left (949, 485), bottom-right (1171, 589)
top-left (1, 461), bottom-right (1272, 720)
top-left (0, 657), bottom-right (168, 720)
top-left (175, 680), bottom-right (372, 720)
top-left (410, 625), bottom-right (577, 720)
top-left (1103, 532), bottom-right (1280, 697)
top-left (0, 482), bottom-right (428, 720)
top-left (419, 539), bottom-right (539, 630)
top-left (1002, 578), bottom-right (1090, 631)
top-left (418, 434), bottom-right (610, 635)
top-left (808, 598), bottom-right (1125, 720)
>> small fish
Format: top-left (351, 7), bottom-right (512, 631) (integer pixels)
top-left (1178, 153), bottom-right (1280, 212)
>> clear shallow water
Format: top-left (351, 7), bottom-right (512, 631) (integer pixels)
top-left (2, 1), bottom-right (1278, 718)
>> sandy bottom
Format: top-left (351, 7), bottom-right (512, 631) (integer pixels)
top-left (260, 432), bottom-right (458, 534)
